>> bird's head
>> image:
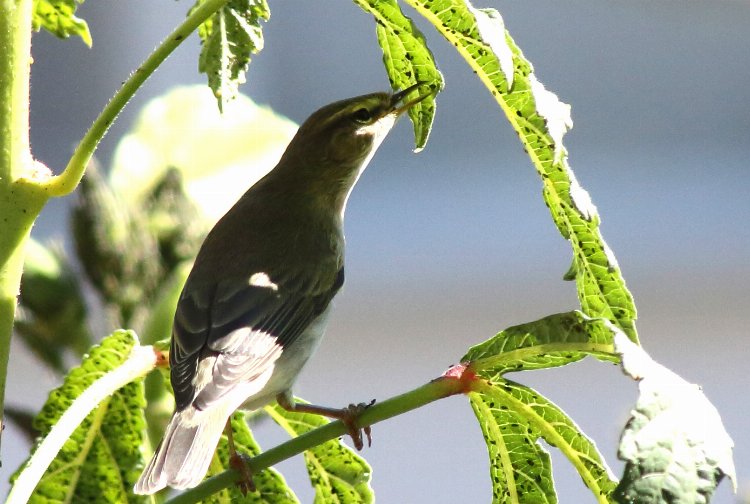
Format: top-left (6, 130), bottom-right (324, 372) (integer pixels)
top-left (274, 83), bottom-right (434, 212)
top-left (295, 82), bottom-right (432, 166)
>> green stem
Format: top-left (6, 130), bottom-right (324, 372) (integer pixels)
top-left (0, 0), bottom-right (46, 451)
top-left (33, 0), bottom-right (230, 198)
top-left (165, 376), bottom-right (469, 504)
top-left (0, 0), bottom-right (32, 180)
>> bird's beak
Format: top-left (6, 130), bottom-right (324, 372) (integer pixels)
top-left (390, 82), bottom-right (435, 116)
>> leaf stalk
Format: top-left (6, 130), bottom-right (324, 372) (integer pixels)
top-left (34, 0), bottom-right (231, 198)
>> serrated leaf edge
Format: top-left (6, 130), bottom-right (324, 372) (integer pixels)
top-left (472, 380), bottom-right (616, 502)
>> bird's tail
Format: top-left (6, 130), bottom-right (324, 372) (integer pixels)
top-left (134, 405), bottom-right (229, 495)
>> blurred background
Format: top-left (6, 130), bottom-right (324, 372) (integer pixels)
top-left (5, 0), bottom-right (749, 502)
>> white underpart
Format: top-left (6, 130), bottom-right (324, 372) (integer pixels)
top-left (242, 305), bottom-right (332, 409)
top-left (183, 364), bottom-right (277, 428)
top-left (191, 326), bottom-right (283, 395)
top-left (340, 113), bottom-right (398, 217)
top-left (190, 306), bottom-right (331, 412)
top-left (248, 271), bottom-right (278, 291)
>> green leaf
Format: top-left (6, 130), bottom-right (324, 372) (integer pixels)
top-left (265, 403), bottom-right (374, 503)
top-left (463, 311), bottom-right (619, 379)
top-left (614, 334), bottom-right (736, 503)
top-left (462, 312), bottom-right (619, 502)
top-left (17, 238), bottom-right (91, 373)
top-left (32, 0), bottom-right (92, 46)
top-left (11, 330), bottom-right (148, 503)
top-left (140, 169), bottom-right (207, 274)
top-left (353, 0), bottom-right (444, 151)
top-left (193, 0), bottom-right (270, 111)
top-left (470, 385), bottom-right (555, 504)
top-left (204, 411), bottom-right (299, 503)
top-left (72, 163), bottom-right (163, 327)
top-left (407, 0), bottom-right (638, 342)
top-left (141, 261), bottom-right (192, 347)
top-left (471, 380), bottom-right (617, 504)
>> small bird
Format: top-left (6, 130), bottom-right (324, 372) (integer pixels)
top-left (134, 83), bottom-right (432, 494)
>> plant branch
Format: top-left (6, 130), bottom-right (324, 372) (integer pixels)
top-left (0, 0), bottom-right (44, 457)
top-left (0, 0), bottom-right (32, 181)
top-left (32, 0), bottom-right (231, 198)
top-left (165, 374), bottom-right (472, 504)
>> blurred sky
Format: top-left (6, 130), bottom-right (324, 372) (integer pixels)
top-left (4, 0), bottom-right (749, 502)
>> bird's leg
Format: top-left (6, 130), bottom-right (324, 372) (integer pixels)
top-left (276, 393), bottom-right (375, 450)
top-left (224, 419), bottom-right (256, 494)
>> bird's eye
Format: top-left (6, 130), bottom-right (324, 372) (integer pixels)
top-left (351, 107), bottom-right (373, 124)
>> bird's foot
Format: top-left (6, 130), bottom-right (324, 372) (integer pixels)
top-left (225, 418), bottom-right (256, 494)
top-left (339, 400), bottom-right (375, 450)
top-left (276, 394), bottom-right (376, 450)
top-left (229, 452), bottom-right (256, 495)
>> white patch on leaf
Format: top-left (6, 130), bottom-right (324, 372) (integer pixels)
top-left (529, 74), bottom-right (573, 163)
top-left (615, 332), bottom-right (737, 492)
top-left (601, 237), bottom-right (620, 272)
top-left (470, 7), bottom-right (514, 87)
top-left (568, 170), bottom-right (598, 221)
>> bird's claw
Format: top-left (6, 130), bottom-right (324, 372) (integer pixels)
top-left (229, 452), bottom-right (256, 495)
top-left (341, 400), bottom-right (375, 450)
top-left (276, 395), bottom-right (376, 451)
